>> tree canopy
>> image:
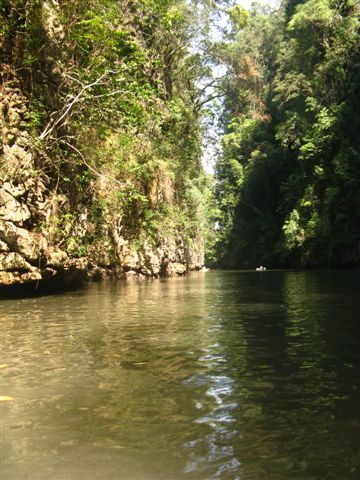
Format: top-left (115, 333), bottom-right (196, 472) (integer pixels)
top-left (214, 0), bottom-right (360, 268)
top-left (1, 0), bottom-right (359, 270)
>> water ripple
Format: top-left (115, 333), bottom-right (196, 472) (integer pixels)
top-left (1, 271), bottom-right (360, 480)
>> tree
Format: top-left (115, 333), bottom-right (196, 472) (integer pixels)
top-left (214, 0), bottom-right (360, 268)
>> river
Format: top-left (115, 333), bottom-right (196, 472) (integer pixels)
top-left (1, 270), bottom-right (360, 479)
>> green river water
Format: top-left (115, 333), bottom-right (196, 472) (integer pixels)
top-left (1, 270), bottom-right (360, 480)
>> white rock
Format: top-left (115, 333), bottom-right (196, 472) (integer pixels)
top-left (0, 220), bottom-right (46, 261)
top-left (0, 252), bottom-right (32, 272)
top-left (0, 187), bottom-right (31, 224)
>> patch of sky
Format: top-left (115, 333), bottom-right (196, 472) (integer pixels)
top-left (195, 0), bottom-right (280, 174)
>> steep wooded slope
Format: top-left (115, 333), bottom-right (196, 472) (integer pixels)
top-left (0, 0), bottom-right (209, 287)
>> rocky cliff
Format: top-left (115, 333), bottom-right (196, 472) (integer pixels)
top-left (0, 0), bottom-right (211, 290)
top-left (0, 68), bottom-right (204, 288)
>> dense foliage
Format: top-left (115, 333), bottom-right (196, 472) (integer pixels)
top-left (1, 0), bottom-right (359, 270)
top-left (0, 0), bottom-right (215, 261)
top-left (215, 0), bottom-right (360, 268)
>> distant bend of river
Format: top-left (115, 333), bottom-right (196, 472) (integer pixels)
top-left (1, 270), bottom-right (360, 480)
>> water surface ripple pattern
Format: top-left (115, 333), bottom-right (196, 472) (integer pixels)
top-left (1, 270), bottom-right (360, 479)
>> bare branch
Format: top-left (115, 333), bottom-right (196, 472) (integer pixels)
top-left (93, 89), bottom-right (133, 99)
top-left (195, 92), bottom-right (226, 111)
top-left (39, 72), bottom-right (110, 141)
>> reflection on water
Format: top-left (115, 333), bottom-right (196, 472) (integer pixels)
top-left (1, 270), bottom-right (360, 479)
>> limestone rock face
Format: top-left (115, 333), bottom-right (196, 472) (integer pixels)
top-left (0, 70), bottom-right (204, 288)
top-left (111, 234), bottom-right (202, 280)
top-left (0, 186), bottom-right (31, 224)
top-left (0, 240), bottom-right (10, 252)
top-left (122, 250), bottom-right (140, 271)
top-left (45, 247), bottom-right (68, 268)
top-left (0, 252), bottom-right (33, 272)
top-left (142, 242), bottom-right (161, 275)
top-left (165, 262), bottom-right (187, 277)
top-left (0, 270), bottom-right (42, 286)
top-left (42, 1), bottom-right (65, 42)
top-left (0, 220), bottom-right (46, 262)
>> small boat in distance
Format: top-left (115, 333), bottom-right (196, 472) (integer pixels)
top-left (256, 266), bottom-right (266, 271)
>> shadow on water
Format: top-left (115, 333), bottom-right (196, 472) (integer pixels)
top-left (0, 272), bottom-right (88, 300)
